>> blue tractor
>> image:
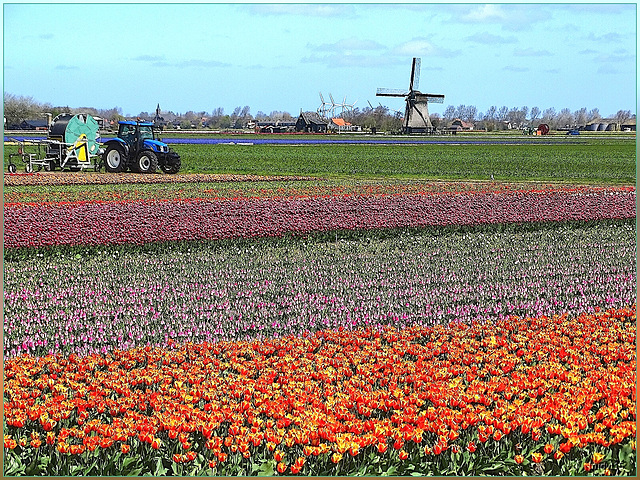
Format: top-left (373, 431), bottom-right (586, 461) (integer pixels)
top-left (102, 120), bottom-right (181, 174)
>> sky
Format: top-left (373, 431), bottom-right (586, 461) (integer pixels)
top-left (2, 1), bottom-right (637, 119)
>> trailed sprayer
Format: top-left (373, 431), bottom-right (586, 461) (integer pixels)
top-left (7, 113), bottom-right (102, 173)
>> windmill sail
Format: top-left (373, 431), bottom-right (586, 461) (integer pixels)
top-left (409, 58), bottom-right (420, 91)
top-left (376, 88), bottom-right (408, 97)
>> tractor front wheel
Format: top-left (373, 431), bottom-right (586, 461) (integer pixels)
top-left (104, 144), bottom-right (126, 173)
top-left (135, 150), bottom-right (158, 174)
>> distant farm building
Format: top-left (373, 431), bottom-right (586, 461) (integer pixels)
top-left (621, 118), bottom-right (636, 131)
top-left (255, 120), bottom-right (296, 133)
top-left (329, 118), bottom-right (361, 132)
top-left (19, 119), bottom-right (49, 130)
top-left (450, 118), bottom-right (474, 131)
top-left (296, 112), bottom-right (328, 133)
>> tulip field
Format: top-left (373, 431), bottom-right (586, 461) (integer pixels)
top-left (3, 138), bottom-right (637, 476)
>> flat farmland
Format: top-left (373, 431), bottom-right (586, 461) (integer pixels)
top-left (4, 135), bottom-right (637, 183)
top-left (3, 134), bottom-right (636, 476)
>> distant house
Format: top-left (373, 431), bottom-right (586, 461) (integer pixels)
top-left (295, 112), bottom-right (328, 133)
top-left (451, 118), bottom-right (474, 131)
top-left (255, 120), bottom-right (296, 133)
top-left (19, 119), bottom-right (49, 130)
top-left (621, 118), bottom-right (636, 131)
top-left (329, 118), bottom-right (361, 132)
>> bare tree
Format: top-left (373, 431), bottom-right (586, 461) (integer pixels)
top-left (614, 109), bottom-right (632, 124)
top-left (443, 105), bottom-right (456, 123)
top-left (3, 93), bottom-right (42, 127)
top-left (574, 108), bottom-right (588, 127)
top-left (482, 106), bottom-right (498, 131)
top-left (557, 108), bottom-right (574, 128)
top-left (529, 107), bottom-right (541, 123)
top-left (453, 104), bottom-right (466, 120)
top-left (541, 108), bottom-right (557, 126)
top-left (429, 113), bottom-right (442, 129)
top-left (463, 105), bottom-right (477, 123)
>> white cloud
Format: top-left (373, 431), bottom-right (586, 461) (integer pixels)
top-left (249, 5), bottom-right (351, 18)
top-left (309, 37), bottom-right (386, 53)
top-left (450, 4), bottom-right (551, 31)
top-left (513, 48), bottom-right (552, 57)
top-left (395, 38), bottom-right (435, 56)
top-left (585, 32), bottom-right (625, 43)
top-left (392, 38), bottom-right (460, 58)
top-left (134, 56), bottom-right (230, 69)
top-left (133, 55), bottom-right (165, 62)
top-left (465, 32), bottom-right (517, 45)
top-left (503, 66), bottom-right (529, 73)
top-left (597, 65), bottom-right (620, 74)
top-left (301, 53), bottom-right (401, 68)
top-left (462, 4), bottom-right (507, 22)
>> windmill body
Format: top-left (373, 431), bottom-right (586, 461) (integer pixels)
top-left (376, 58), bottom-right (444, 133)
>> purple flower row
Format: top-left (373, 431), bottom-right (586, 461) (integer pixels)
top-left (3, 188), bottom-right (636, 248)
top-left (3, 222), bottom-right (635, 359)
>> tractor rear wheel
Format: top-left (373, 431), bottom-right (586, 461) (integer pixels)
top-left (135, 150), bottom-right (158, 174)
top-left (104, 144), bottom-right (126, 173)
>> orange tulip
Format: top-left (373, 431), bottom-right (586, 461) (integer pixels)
top-left (543, 443), bottom-right (554, 454)
top-left (274, 450), bottom-right (284, 462)
top-left (592, 452), bottom-right (605, 464)
top-left (4, 437), bottom-right (17, 450)
top-left (398, 449), bottom-right (409, 461)
top-left (514, 454), bottom-right (524, 464)
top-left (276, 462), bottom-right (287, 474)
top-left (558, 442), bottom-right (571, 454)
top-left (531, 452), bottom-right (543, 463)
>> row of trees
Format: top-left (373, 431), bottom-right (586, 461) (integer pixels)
top-left (435, 105), bottom-right (635, 131)
top-left (4, 93), bottom-right (635, 132)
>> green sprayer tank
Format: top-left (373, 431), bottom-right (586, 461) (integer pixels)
top-left (48, 113), bottom-right (101, 157)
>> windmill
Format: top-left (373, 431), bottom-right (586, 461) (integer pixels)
top-left (376, 57), bottom-right (444, 133)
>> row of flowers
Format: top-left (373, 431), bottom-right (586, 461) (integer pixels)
top-left (3, 187), bottom-right (635, 248)
top-left (4, 221), bottom-right (635, 359)
top-left (3, 307), bottom-right (636, 476)
top-left (6, 179), bottom-right (603, 205)
top-left (3, 172), bottom-right (316, 187)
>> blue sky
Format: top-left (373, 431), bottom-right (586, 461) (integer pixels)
top-left (3, 2), bottom-right (637, 118)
